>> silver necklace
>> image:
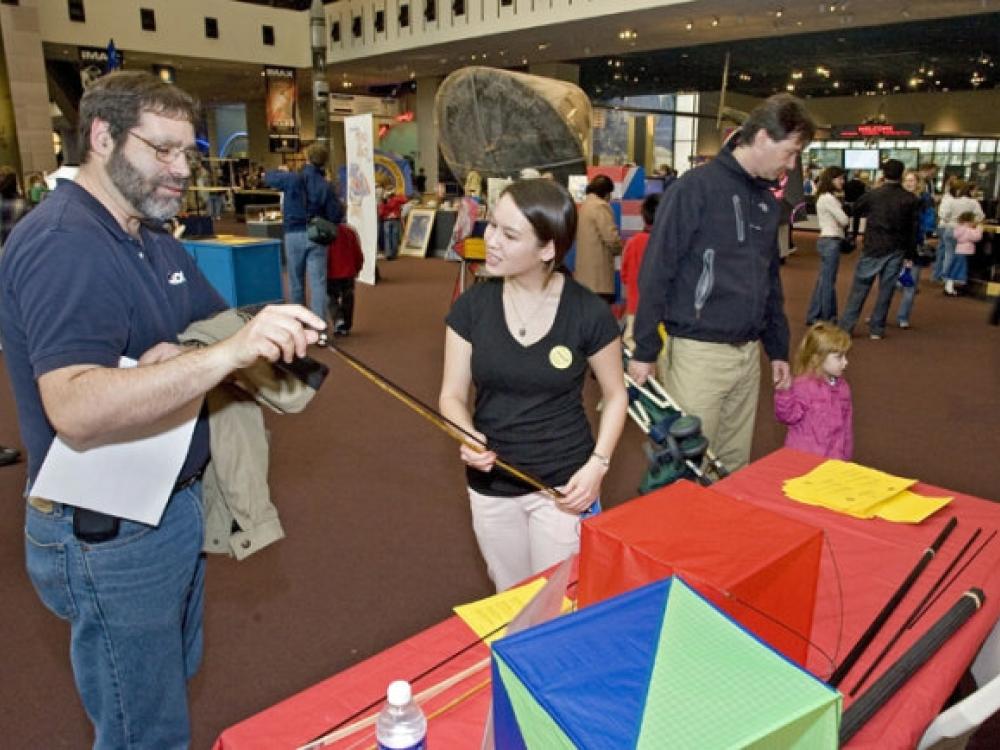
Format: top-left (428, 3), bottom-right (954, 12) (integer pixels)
top-left (506, 280), bottom-right (553, 338)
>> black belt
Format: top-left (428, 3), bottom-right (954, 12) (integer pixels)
top-left (173, 469), bottom-right (204, 493)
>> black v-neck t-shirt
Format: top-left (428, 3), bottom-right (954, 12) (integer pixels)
top-left (446, 275), bottom-right (619, 496)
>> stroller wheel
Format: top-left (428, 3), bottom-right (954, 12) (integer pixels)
top-left (669, 414), bottom-right (702, 440)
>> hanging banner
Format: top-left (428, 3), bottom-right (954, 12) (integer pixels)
top-left (263, 66), bottom-right (299, 153)
top-left (345, 114), bottom-right (378, 285)
top-left (78, 45), bottom-right (123, 89)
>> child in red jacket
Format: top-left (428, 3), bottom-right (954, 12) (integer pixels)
top-left (620, 193), bottom-right (659, 350)
top-left (327, 224), bottom-right (364, 335)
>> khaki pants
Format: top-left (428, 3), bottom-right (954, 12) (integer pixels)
top-left (662, 337), bottom-right (761, 471)
top-left (468, 487), bottom-right (581, 593)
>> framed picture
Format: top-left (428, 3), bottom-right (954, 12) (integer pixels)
top-left (400, 208), bottom-right (436, 257)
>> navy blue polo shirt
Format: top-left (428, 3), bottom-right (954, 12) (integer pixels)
top-left (0, 180), bottom-right (227, 487)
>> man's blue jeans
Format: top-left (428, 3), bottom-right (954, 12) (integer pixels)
top-left (284, 229), bottom-right (329, 320)
top-left (897, 264), bottom-right (923, 325)
top-left (805, 236), bottom-right (843, 325)
top-left (839, 252), bottom-right (904, 337)
top-left (24, 484), bottom-right (205, 749)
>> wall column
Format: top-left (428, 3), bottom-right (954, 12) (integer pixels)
top-left (415, 75), bottom-right (442, 193)
top-left (0, 0), bottom-right (57, 180)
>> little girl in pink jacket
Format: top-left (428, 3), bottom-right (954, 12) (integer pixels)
top-left (775, 322), bottom-right (854, 460)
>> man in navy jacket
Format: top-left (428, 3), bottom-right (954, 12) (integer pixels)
top-left (266, 144), bottom-right (343, 320)
top-left (629, 94), bottom-right (815, 471)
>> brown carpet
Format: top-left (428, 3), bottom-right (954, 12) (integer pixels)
top-left (1, 231), bottom-right (997, 748)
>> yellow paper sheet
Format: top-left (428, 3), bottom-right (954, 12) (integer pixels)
top-left (871, 490), bottom-right (953, 524)
top-left (784, 459), bottom-right (916, 516)
top-left (453, 578), bottom-right (572, 645)
top-left (782, 459), bottom-right (951, 523)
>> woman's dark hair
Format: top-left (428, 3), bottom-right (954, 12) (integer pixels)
top-left (815, 166), bottom-right (845, 196)
top-left (501, 178), bottom-right (577, 268)
top-left (78, 70), bottom-right (199, 163)
top-left (585, 174), bottom-right (614, 199)
top-left (0, 166), bottom-right (19, 199)
top-left (641, 193), bottom-right (660, 227)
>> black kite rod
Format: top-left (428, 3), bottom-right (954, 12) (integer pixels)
top-left (828, 516), bottom-right (957, 687)
top-left (848, 526), bottom-right (982, 695)
top-left (839, 588), bottom-right (986, 744)
top-left (320, 338), bottom-right (563, 499)
top-left (903, 527), bottom-right (982, 630)
top-left (909, 529), bottom-right (997, 627)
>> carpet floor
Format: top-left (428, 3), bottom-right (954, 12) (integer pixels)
top-left (0, 230), bottom-right (997, 747)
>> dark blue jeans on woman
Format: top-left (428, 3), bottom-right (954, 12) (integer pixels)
top-left (806, 236), bottom-right (843, 325)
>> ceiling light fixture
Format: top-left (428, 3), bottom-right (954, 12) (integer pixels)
top-left (711, 16), bottom-right (720, 27)
top-left (786, 83), bottom-right (795, 91)
top-left (791, 70), bottom-right (803, 80)
top-left (537, 42), bottom-right (549, 51)
top-left (685, 20), bottom-right (693, 31)
top-left (775, 7), bottom-right (784, 17)
top-left (618, 29), bottom-right (638, 41)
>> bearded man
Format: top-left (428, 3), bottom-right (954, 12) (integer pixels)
top-left (0, 71), bottom-right (325, 748)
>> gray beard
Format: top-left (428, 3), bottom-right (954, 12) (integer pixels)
top-left (107, 148), bottom-right (187, 222)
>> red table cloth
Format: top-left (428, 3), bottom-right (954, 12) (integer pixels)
top-left (214, 448), bottom-right (1000, 750)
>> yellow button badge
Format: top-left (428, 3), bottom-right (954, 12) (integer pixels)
top-left (549, 345), bottom-right (573, 370)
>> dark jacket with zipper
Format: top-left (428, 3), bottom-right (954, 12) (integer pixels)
top-left (633, 139), bottom-right (790, 364)
top-left (852, 181), bottom-right (920, 260)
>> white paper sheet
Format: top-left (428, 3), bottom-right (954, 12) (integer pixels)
top-left (30, 357), bottom-right (201, 526)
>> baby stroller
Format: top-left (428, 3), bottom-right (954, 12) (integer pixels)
top-left (624, 348), bottom-right (729, 493)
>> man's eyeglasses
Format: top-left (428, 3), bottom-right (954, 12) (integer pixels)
top-left (128, 131), bottom-right (200, 166)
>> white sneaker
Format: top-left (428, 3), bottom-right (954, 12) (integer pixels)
top-left (898, 321), bottom-right (910, 329)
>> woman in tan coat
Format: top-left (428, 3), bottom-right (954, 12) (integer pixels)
top-left (574, 174), bottom-right (623, 302)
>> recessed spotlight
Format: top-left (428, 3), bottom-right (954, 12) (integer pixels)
top-left (791, 70), bottom-right (803, 80)
top-left (537, 42), bottom-right (549, 51)
top-left (775, 7), bottom-right (784, 17)
top-left (786, 83), bottom-right (795, 91)
top-left (685, 20), bottom-right (693, 30)
top-left (833, 81), bottom-right (840, 88)
top-left (711, 16), bottom-right (720, 27)
top-left (618, 29), bottom-right (638, 41)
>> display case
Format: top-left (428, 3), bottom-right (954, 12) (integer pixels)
top-left (182, 236), bottom-right (282, 308)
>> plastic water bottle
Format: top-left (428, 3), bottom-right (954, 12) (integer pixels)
top-left (375, 680), bottom-right (427, 750)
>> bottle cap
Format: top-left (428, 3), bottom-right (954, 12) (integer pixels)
top-left (386, 680), bottom-right (412, 706)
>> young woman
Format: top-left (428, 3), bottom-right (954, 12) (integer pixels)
top-left (805, 166), bottom-right (849, 325)
top-left (439, 179), bottom-right (627, 592)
